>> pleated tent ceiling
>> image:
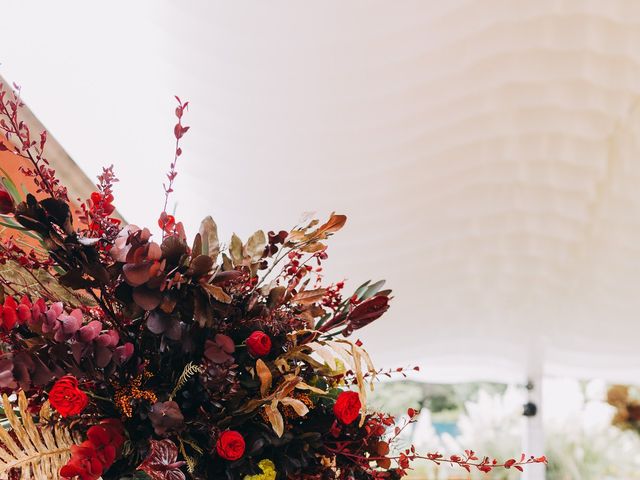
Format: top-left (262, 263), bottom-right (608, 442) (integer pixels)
top-left (2, 0), bottom-right (640, 383)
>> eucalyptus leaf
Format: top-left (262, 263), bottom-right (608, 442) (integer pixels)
top-left (360, 279), bottom-right (386, 300)
top-left (352, 280), bottom-right (371, 300)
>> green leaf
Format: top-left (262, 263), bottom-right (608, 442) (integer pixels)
top-left (352, 280), bottom-right (371, 300)
top-left (0, 218), bottom-right (43, 241)
top-left (0, 220), bottom-right (26, 231)
top-left (314, 312), bottom-right (332, 329)
top-left (360, 279), bottom-right (386, 300)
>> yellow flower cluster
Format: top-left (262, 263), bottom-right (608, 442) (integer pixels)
top-left (244, 459), bottom-right (276, 480)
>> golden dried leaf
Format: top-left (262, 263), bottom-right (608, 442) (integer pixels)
top-left (313, 345), bottom-right (338, 370)
top-left (256, 359), bottom-right (272, 397)
top-left (0, 391), bottom-right (79, 479)
top-left (316, 213), bottom-right (347, 237)
top-left (295, 381), bottom-right (327, 395)
top-left (229, 233), bottom-right (243, 266)
top-left (274, 357), bottom-right (290, 373)
top-left (245, 230), bottom-right (266, 263)
top-left (275, 375), bottom-right (302, 400)
top-left (300, 242), bottom-right (326, 253)
top-left (265, 402), bottom-right (284, 437)
top-left (280, 397), bottom-right (309, 417)
top-left (201, 283), bottom-right (232, 304)
top-left (292, 288), bottom-right (326, 306)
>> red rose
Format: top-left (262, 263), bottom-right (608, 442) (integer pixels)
top-left (216, 430), bottom-right (245, 461)
top-left (246, 331), bottom-right (271, 357)
top-left (49, 375), bottom-right (89, 417)
top-left (334, 391), bottom-right (361, 425)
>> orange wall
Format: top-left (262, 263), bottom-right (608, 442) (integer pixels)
top-left (1, 139), bottom-right (85, 245)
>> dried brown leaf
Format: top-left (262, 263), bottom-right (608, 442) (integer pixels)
top-left (191, 232), bottom-right (203, 257)
top-left (292, 288), bottom-right (326, 306)
top-left (256, 359), bottom-right (272, 397)
top-left (265, 402), bottom-right (284, 437)
top-left (199, 216), bottom-right (220, 259)
top-left (316, 213), bottom-right (347, 237)
top-left (245, 230), bottom-right (266, 263)
top-left (229, 234), bottom-right (243, 266)
top-left (280, 397), bottom-right (309, 417)
top-left (201, 283), bottom-right (232, 304)
top-left (300, 242), bottom-right (326, 253)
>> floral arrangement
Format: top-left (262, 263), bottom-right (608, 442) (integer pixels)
top-left (0, 82), bottom-right (546, 479)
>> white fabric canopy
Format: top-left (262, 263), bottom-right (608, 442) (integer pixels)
top-left (3, 0), bottom-right (640, 383)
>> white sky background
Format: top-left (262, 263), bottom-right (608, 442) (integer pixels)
top-left (1, 0), bottom-right (453, 374)
top-left (4, 1), bottom-right (640, 383)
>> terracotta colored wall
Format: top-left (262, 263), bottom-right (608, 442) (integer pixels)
top-left (0, 139), bottom-right (83, 245)
top-left (0, 144), bottom-right (41, 197)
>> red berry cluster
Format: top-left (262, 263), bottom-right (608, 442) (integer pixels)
top-left (322, 281), bottom-right (345, 311)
